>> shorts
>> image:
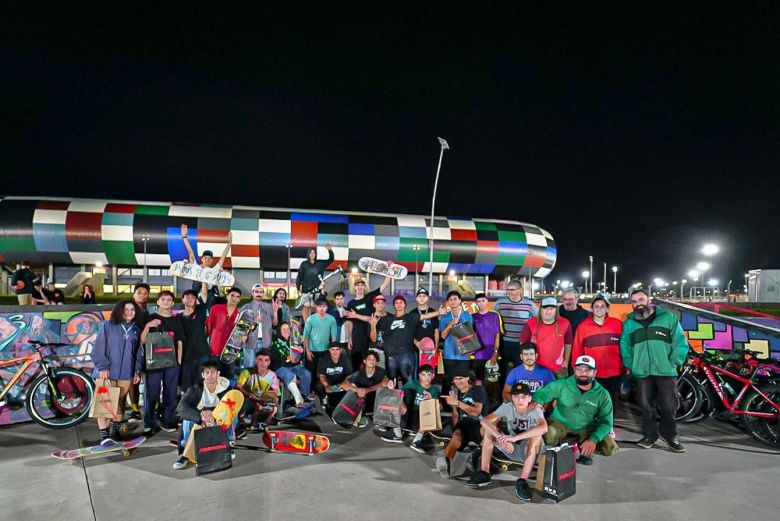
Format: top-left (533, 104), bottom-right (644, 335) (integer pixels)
top-left (298, 291), bottom-right (322, 308)
top-left (453, 420), bottom-right (483, 448)
top-left (496, 438), bottom-right (543, 463)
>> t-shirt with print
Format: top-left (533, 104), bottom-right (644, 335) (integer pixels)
top-left (504, 365), bottom-right (556, 394)
top-left (493, 402), bottom-right (545, 436)
top-left (411, 307), bottom-right (439, 341)
top-left (348, 367), bottom-right (387, 388)
top-left (402, 380), bottom-right (441, 411)
top-left (317, 353), bottom-right (353, 387)
top-left (236, 369), bottom-right (279, 396)
top-left (346, 288), bottom-right (381, 351)
top-left (376, 313), bottom-right (420, 357)
top-left (456, 384), bottom-right (488, 422)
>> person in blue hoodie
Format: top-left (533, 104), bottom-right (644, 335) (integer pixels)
top-left (92, 300), bottom-right (144, 442)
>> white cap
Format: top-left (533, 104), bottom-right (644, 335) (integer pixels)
top-left (574, 355), bottom-right (596, 369)
top-left (251, 283), bottom-right (263, 291)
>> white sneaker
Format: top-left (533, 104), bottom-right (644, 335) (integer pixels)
top-left (172, 456), bottom-right (189, 470)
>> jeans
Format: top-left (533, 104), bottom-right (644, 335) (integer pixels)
top-left (276, 365), bottom-right (312, 396)
top-left (243, 338), bottom-right (265, 369)
top-left (386, 351), bottom-right (417, 383)
top-left (636, 375), bottom-right (679, 441)
top-left (144, 365), bottom-right (180, 428)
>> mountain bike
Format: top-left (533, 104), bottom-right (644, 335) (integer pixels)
top-left (0, 340), bottom-right (95, 429)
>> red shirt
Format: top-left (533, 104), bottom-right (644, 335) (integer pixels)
top-left (205, 304), bottom-right (240, 356)
top-left (519, 316), bottom-right (573, 371)
top-left (570, 315), bottom-right (624, 378)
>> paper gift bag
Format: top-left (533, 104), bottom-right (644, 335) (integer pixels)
top-left (418, 398), bottom-right (442, 432)
top-left (88, 378), bottom-right (121, 421)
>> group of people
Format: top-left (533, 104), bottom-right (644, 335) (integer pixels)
top-left (24, 237), bottom-right (692, 496)
top-left (11, 259), bottom-right (98, 305)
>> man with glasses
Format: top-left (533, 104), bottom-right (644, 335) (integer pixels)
top-left (494, 279), bottom-right (538, 386)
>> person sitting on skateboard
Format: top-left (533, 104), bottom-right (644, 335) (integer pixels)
top-left (383, 364), bottom-right (441, 450)
top-left (435, 369), bottom-right (488, 479)
top-left (342, 349), bottom-right (388, 427)
top-left (236, 349), bottom-right (280, 435)
top-left (531, 355), bottom-right (618, 466)
top-left (466, 383), bottom-right (547, 501)
top-left (316, 341), bottom-right (353, 418)
top-left (173, 360), bottom-right (234, 470)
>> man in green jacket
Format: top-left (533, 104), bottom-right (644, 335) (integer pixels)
top-left (620, 288), bottom-right (689, 453)
top-left (532, 355), bottom-right (617, 465)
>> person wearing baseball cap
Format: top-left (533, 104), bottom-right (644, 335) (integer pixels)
top-left (519, 296), bottom-right (573, 378)
top-left (467, 382), bottom-right (547, 500)
top-left (532, 354), bottom-right (617, 465)
top-left (621, 285), bottom-right (688, 453)
top-left (344, 274), bottom-right (393, 365)
top-left (570, 294), bottom-right (624, 408)
top-left (409, 287), bottom-right (439, 352)
top-left (302, 294), bottom-right (338, 380)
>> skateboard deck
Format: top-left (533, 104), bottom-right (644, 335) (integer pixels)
top-left (212, 390), bottom-right (245, 427)
top-left (418, 337), bottom-right (439, 369)
top-left (169, 260), bottom-right (235, 287)
top-left (262, 429), bottom-right (330, 455)
top-left (219, 309), bottom-right (258, 364)
top-left (52, 436), bottom-right (146, 462)
top-left (358, 257), bottom-right (408, 280)
top-left (289, 319), bottom-right (304, 363)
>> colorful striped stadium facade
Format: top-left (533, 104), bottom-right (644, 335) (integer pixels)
top-left (0, 197), bottom-right (556, 277)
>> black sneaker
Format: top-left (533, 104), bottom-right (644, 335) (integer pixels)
top-left (666, 438), bottom-right (686, 453)
top-left (381, 431), bottom-right (404, 443)
top-left (128, 409), bottom-right (142, 423)
top-left (515, 478), bottom-right (532, 502)
top-left (160, 423), bottom-right (178, 433)
top-left (172, 456), bottom-right (190, 470)
top-left (465, 470), bottom-right (493, 488)
top-left (410, 439), bottom-right (426, 454)
top-left (577, 455), bottom-right (593, 465)
top-left (436, 456), bottom-right (451, 478)
top-left (636, 437), bottom-right (657, 449)
top-left (236, 427), bottom-right (248, 440)
top-left (109, 428), bottom-right (123, 442)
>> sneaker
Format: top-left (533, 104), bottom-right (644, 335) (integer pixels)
top-left (381, 430), bottom-right (403, 444)
top-left (577, 455), bottom-right (593, 465)
top-left (515, 478), bottom-right (532, 502)
top-left (172, 456), bottom-right (190, 470)
top-left (109, 429), bottom-right (123, 442)
top-left (160, 423), bottom-right (178, 433)
top-left (465, 470), bottom-right (493, 488)
top-left (410, 439), bottom-right (426, 454)
top-left (357, 416), bottom-right (370, 428)
top-left (666, 439), bottom-right (686, 453)
top-left (236, 427), bottom-right (248, 440)
top-left (375, 425), bottom-right (388, 432)
top-left (636, 437), bottom-right (657, 449)
top-left (100, 437), bottom-right (117, 446)
top-left (142, 425), bottom-right (159, 436)
top-left (436, 456), bottom-right (451, 479)
top-left (128, 409), bottom-right (142, 423)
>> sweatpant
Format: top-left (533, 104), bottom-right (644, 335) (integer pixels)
top-left (144, 365), bottom-right (180, 428)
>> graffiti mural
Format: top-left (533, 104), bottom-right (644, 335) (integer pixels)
top-left (0, 309), bottom-right (109, 426)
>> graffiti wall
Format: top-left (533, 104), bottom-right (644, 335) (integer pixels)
top-left (0, 308), bottom-right (108, 425)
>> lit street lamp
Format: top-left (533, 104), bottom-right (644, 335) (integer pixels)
top-left (611, 266), bottom-right (618, 295)
top-left (702, 243), bottom-right (720, 256)
top-left (582, 270), bottom-right (590, 293)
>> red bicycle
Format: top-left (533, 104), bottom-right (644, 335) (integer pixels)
top-left (680, 349), bottom-right (780, 447)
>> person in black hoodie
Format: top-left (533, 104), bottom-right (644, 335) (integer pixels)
top-left (295, 243), bottom-right (334, 321)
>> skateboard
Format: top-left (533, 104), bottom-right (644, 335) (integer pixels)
top-left (169, 260), bottom-right (235, 287)
top-left (418, 337), bottom-right (439, 369)
top-left (52, 436), bottom-right (146, 464)
top-left (212, 390), bottom-right (245, 427)
top-left (289, 319), bottom-right (304, 363)
top-left (358, 257), bottom-right (408, 280)
top-left (262, 429), bottom-right (330, 455)
top-left (219, 309), bottom-right (258, 364)
top-left (294, 266), bottom-right (346, 309)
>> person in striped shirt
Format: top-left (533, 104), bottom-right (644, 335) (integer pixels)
top-left (494, 279), bottom-right (538, 385)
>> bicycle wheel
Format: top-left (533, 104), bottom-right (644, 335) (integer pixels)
top-left (741, 385), bottom-right (780, 448)
top-left (25, 368), bottom-right (94, 429)
top-left (675, 373), bottom-right (703, 421)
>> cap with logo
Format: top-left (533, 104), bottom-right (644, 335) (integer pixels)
top-left (416, 287), bottom-right (429, 296)
top-left (373, 294), bottom-right (387, 303)
top-left (574, 355), bottom-right (596, 369)
top-left (251, 283), bottom-right (263, 291)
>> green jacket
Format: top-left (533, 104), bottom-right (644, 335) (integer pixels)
top-left (619, 306), bottom-right (689, 378)
top-left (533, 375), bottom-right (613, 443)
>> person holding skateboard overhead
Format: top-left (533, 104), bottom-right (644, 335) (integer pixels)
top-left (296, 243), bottom-right (334, 322)
top-left (466, 383), bottom-right (547, 500)
top-left (344, 275), bottom-right (392, 369)
top-left (181, 224), bottom-right (233, 306)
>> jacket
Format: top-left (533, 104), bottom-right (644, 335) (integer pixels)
top-left (295, 249), bottom-right (335, 292)
top-left (177, 377), bottom-right (232, 423)
top-left (558, 305), bottom-right (590, 332)
top-left (571, 315), bottom-right (624, 378)
top-left (533, 375), bottom-right (613, 443)
top-left (619, 306), bottom-right (689, 378)
top-left (91, 321), bottom-right (143, 380)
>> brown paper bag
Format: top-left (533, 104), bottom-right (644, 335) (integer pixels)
top-left (88, 378), bottom-right (121, 420)
top-left (418, 398), bottom-right (442, 432)
top-left (183, 423), bottom-right (204, 463)
top-left (437, 354), bottom-right (445, 375)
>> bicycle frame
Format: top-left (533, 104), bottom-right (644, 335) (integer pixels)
top-left (694, 358), bottom-right (780, 419)
top-left (0, 351), bottom-right (44, 401)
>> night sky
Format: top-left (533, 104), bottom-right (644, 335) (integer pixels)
top-left (2, 4), bottom-right (778, 291)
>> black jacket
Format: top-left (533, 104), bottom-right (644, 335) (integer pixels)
top-left (296, 249), bottom-right (335, 292)
top-left (176, 377), bottom-right (232, 422)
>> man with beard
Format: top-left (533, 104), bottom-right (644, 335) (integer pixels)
top-left (620, 288), bottom-right (689, 453)
top-left (532, 355), bottom-right (617, 465)
top-left (558, 289), bottom-right (590, 334)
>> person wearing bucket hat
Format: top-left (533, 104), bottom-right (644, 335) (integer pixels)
top-left (519, 297), bottom-right (573, 378)
top-left (571, 294), bottom-right (624, 407)
top-left (532, 355), bottom-right (617, 465)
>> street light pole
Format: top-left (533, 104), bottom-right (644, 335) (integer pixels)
top-left (428, 137), bottom-right (449, 295)
top-left (141, 234), bottom-right (150, 283)
top-left (286, 243), bottom-right (292, 295)
top-left (611, 266), bottom-right (618, 295)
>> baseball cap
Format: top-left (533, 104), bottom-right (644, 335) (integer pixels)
top-left (373, 294), bottom-right (387, 303)
top-left (201, 250), bottom-right (214, 257)
top-left (591, 294), bottom-right (610, 307)
top-left (541, 296), bottom-right (558, 308)
top-left (393, 295), bottom-right (406, 304)
top-left (509, 383), bottom-right (533, 396)
top-left (251, 283), bottom-right (263, 291)
top-left (416, 287), bottom-right (429, 296)
top-left (574, 355), bottom-right (596, 369)
top-left (451, 367), bottom-right (473, 379)
top-left (354, 278), bottom-right (367, 285)
top-left (329, 340), bottom-right (342, 349)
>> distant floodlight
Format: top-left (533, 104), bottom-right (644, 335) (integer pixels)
top-left (611, 266), bottom-right (618, 273)
top-left (701, 243), bottom-right (720, 256)
top-left (708, 279), bottom-right (719, 287)
top-left (95, 261), bottom-right (104, 268)
top-left (448, 270), bottom-right (456, 276)
top-left (688, 269), bottom-right (701, 278)
top-left (581, 271), bottom-right (590, 279)
top-left (696, 261), bottom-right (711, 272)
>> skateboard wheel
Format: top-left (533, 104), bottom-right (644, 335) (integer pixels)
top-left (501, 464), bottom-right (509, 472)
top-left (123, 450), bottom-right (130, 457)
top-left (439, 441), bottom-right (445, 446)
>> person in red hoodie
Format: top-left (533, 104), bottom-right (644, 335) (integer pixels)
top-left (519, 297), bottom-right (572, 379)
top-left (570, 294), bottom-right (624, 407)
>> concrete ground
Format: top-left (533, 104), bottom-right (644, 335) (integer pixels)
top-left (1, 405), bottom-right (778, 521)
